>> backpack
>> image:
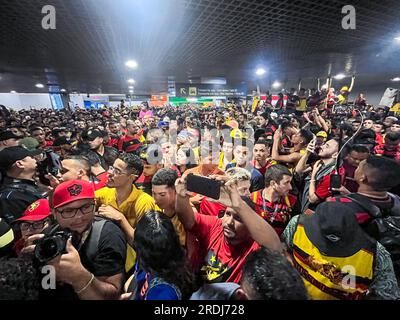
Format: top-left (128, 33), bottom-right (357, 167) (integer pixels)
top-left (344, 193), bottom-right (400, 255)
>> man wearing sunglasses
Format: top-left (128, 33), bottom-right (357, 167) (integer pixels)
top-left (39, 179), bottom-right (126, 300)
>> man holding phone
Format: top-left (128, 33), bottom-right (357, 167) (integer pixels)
top-left (296, 138), bottom-right (345, 213)
top-left (175, 176), bottom-right (282, 284)
top-left (184, 142), bottom-right (224, 209)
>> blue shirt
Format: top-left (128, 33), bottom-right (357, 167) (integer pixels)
top-left (225, 163), bottom-right (264, 193)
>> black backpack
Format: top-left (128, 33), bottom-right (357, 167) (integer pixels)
top-left (345, 193), bottom-right (400, 256)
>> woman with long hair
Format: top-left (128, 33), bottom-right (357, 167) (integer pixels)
top-left (175, 146), bottom-right (197, 175)
top-left (129, 211), bottom-right (196, 300)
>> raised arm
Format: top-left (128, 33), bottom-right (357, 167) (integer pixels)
top-left (294, 140), bottom-right (315, 174)
top-left (349, 75), bottom-right (355, 92)
top-left (218, 181), bottom-right (282, 252)
top-left (313, 109), bottom-right (329, 132)
top-left (271, 127), bottom-right (302, 164)
top-left (175, 177), bottom-right (196, 230)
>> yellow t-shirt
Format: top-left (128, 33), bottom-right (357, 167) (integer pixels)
top-left (95, 185), bottom-right (158, 228)
top-left (296, 98), bottom-right (307, 112)
top-left (95, 185), bottom-right (159, 272)
top-left (337, 94), bottom-right (347, 105)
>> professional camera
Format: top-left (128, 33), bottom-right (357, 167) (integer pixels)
top-left (37, 149), bottom-right (62, 185)
top-left (34, 225), bottom-right (78, 264)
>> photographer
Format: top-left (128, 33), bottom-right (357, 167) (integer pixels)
top-left (14, 199), bottom-right (53, 256)
top-left (38, 179), bottom-right (126, 300)
top-left (0, 146), bottom-right (44, 225)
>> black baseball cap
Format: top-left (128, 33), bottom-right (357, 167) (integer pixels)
top-left (53, 136), bottom-right (72, 147)
top-left (81, 129), bottom-right (103, 141)
top-left (302, 202), bottom-right (376, 257)
top-left (0, 130), bottom-right (23, 142)
top-left (0, 146), bottom-right (42, 170)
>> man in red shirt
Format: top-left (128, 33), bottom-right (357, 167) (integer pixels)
top-left (175, 177), bottom-right (282, 284)
top-left (117, 120), bottom-right (142, 154)
top-left (252, 139), bottom-right (274, 177)
top-left (372, 121), bottom-right (385, 146)
top-left (343, 144), bottom-right (370, 193)
top-left (374, 132), bottom-right (400, 162)
top-left (251, 164), bottom-right (297, 237)
top-left (31, 127), bottom-right (53, 149)
top-left (107, 121), bottom-right (121, 149)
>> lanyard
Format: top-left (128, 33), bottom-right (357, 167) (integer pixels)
top-left (262, 190), bottom-right (282, 223)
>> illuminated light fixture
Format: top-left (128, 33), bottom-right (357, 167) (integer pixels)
top-left (127, 79), bottom-right (135, 84)
top-left (394, 36), bottom-right (400, 42)
top-left (272, 81), bottom-right (281, 89)
top-left (391, 77), bottom-right (400, 82)
top-left (129, 90), bottom-right (134, 94)
top-left (128, 86), bottom-right (134, 89)
top-left (10, 90), bottom-right (17, 94)
top-left (60, 89), bottom-right (66, 92)
top-left (125, 60), bottom-right (138, 69)
top-left (35, 83), bottom-right (45, 88)
top-left (256, 68), bottom-right (266, 76)
top-left (334, 74), bottom-right (346, 80)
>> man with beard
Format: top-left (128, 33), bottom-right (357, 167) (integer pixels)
top-left (296, 138), bottom-right (345, 213)
top-left (175, 176), bottom-right (282, 284)
top-left (107, 121), bottom-right (122, 149)
top-left (117, 120), bottom-right (142, 154)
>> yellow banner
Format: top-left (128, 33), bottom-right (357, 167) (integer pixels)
top-left (252, 97), bottom-right (260, 113)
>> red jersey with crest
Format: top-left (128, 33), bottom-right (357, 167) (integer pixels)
top-left (188, 213), bottom-right (260, 284)
top-left (251, 191), bottom-right (297, 236)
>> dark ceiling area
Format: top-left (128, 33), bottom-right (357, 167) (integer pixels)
top-left (0, 0), bottom-right (400, 95)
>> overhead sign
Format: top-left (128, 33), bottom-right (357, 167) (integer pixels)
top-left (175, 83), bottom-right (246, 98)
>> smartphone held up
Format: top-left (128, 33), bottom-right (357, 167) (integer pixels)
top-left (186, 174), bottom-right (223, 200)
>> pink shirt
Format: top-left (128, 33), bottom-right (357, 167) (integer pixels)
top-left (139, 110), bottom-right (154, 119)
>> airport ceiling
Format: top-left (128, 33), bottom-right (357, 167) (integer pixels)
top-left (0, 0), bottom-right (400, 94)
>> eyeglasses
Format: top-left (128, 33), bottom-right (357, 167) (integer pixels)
top-left (108, 166), bottom-right (129, 176)
top-left (20, 219), bottom-right (49, 231)
top-left (56, 202), bottom-right (95, 219)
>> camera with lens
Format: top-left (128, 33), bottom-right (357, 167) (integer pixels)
top-left (34, 226), bottom-right (78, 265)
top-left (37, 149), bottom-right (62, 185)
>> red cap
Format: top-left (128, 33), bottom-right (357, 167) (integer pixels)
top-left (17, 199), bottom-right (51, 222)
top-left (52, 180), bottom-right (95, 209)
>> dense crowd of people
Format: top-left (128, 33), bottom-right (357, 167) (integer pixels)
top-left (0, 85), bottom-right (400, 300)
